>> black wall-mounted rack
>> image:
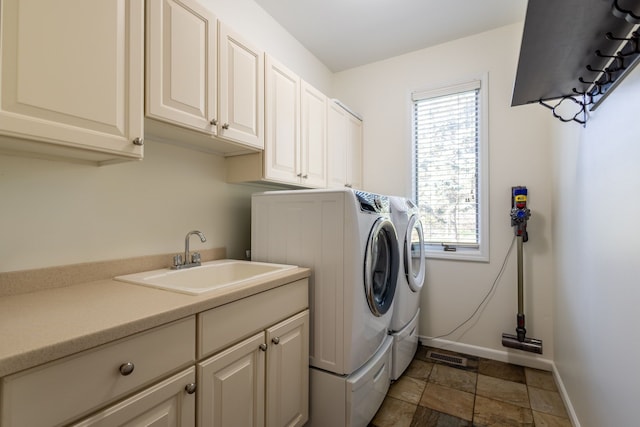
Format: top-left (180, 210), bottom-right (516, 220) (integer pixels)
top-left (512, 0), bottom-right (640, 125)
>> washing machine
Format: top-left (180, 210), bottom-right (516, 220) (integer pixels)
top-left (251, 188), bottom-right (399, 427)
top-left (389, 196), bottom-right (426, 380)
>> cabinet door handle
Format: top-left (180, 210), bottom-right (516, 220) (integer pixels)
top-left (259, 343), bottom-right (267, 351)
top-left (296, 173), bottom-right (302, 177)
top-left (119, 362), bottom-right (135, 376)
top-left (272, 337), bottom-right (280, 345)
top-left (132, 137), bottom-right (144, 146)
top-left (185, 383), bottom-right (197, 394)
top-left (221, 123), bottom-right (230, 130)
top-left (302, 174), bottom-right (308, 179)
top-left (210, 119), bottom-right (218, 126)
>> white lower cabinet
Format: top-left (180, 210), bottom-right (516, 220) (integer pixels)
top-left (198, 310), bottom-right (309, 427)
top-left (0, 278), bottom-right (309, 427)
top-left (198, 332), bottom-right (266, 427)
top-left (0, 317), bottom-right (195, 427)
top-left (265, 311), bottom-right (309, 427)
top-left (72, 367), bottom-right (196, 427)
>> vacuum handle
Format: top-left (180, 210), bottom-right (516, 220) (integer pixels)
top-left (511, 186), bottom-right (530, 241)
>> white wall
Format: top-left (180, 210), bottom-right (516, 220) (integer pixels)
top-left (551, 63), bottom-right (640, 427)
top-left (0, 0), bottom-right (331, 274)
top-left (0, 140), bottom-right (257, 271)
top-left (333, 23), bottom-right (556, 363)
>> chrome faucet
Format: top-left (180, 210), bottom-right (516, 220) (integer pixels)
top-left (172, 230), bottom-right (206, 270)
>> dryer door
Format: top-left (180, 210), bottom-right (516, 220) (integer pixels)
top-left (405, 214), bottom-right (426, 292)
top-left (364, 218), bottom-right (399, 316)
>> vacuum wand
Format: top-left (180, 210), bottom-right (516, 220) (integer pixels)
top-left (502, 186), bottom-right (543, 354)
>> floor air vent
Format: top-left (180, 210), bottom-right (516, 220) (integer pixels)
top-left (426, 350), bottom-right (468, 367)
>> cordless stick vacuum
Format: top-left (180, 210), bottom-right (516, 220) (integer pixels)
top-left (502, 186), bottom-right (543, 354)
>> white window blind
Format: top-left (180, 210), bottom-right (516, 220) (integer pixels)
top-left (413, 80), bottom-right (481, 248)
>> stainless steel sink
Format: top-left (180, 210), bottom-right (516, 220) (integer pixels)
top-left (114, 260), bottom-right (297, 295)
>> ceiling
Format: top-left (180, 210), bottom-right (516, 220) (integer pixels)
top-left (254, 0), bottom-right (528, 72)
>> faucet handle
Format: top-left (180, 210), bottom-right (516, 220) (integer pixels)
top-left (191, 252), bottom-right (201, 264)
top-left (172, 254), bottom-right (183, 267)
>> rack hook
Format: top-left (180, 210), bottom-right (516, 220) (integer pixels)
top-left (595, 49), bottom-right (626, 70)
top-left (572, 88), bottom-right (597, 102)
top-left (611, 0), bottom-right (640, 24)
top-left (605, 31), bottom-right (640, 57)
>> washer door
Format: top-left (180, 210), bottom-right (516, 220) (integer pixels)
top-left (364, 218), bottom-right (399, 316)
top-left (405, 214), bottom-right (426, 292)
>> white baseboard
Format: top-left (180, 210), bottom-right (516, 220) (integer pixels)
top-left (550, 363), bottom-right (581, 427)
top-left (419, 336), bottom-right (580, 427)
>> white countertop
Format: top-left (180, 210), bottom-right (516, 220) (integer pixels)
top-left (0, 267), bottom-right (310, 377)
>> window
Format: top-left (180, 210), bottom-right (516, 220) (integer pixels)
top-left (412, 77), bottom-right (489, 261)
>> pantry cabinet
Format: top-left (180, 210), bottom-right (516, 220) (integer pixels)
top-left (328, 101), bottom-right (363, 189)
top-left (146, 2), bottom-right (264, 154)
top-left (0, 0), bottom-right (144, 164)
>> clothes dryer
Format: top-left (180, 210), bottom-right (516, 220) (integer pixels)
top-left (252, 188), bottom-right (399, 427)
top-left (389, 196), bottom-right (426, 380)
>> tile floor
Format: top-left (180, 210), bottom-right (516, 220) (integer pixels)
top-left (370, 346), bottom-right (572, 427)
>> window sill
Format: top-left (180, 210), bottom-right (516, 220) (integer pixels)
top-left (425, 248), bottom-right (489, 263)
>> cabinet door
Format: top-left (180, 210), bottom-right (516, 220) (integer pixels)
top-left (266, 310), bottom-right (309, 427)
top-left (0, 0), bottom-right (144, 163)
top-left (146, 0), bottom-right (217, 134)
top-left (264, 55), bottom-right (301, 184)
top-left (198, 332), bottom-right (266, 427)
top-left (218, 23), bottom-right (264, 149)
top-left (346, 113), bottom-right (363, 190)
top-left (300, 81), bottom-right (327, 188)
top-left (71, 368), bottom-right (196, 427)
top-left (327, 102), bottom-right (348, 188)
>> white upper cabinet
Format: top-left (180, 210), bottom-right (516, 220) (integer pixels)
top-left (218, 23), bottom-right (265, 150)
top-left (327, 102), bottom-right (348, 188)
top-left (300, 81), bottom-right (328, 188)
top-left (146, 0), bottom-right (217, 135)
top-left (146, 2), bottom-right (264, 154)
top-left (264, 56), bottom-right (301, 184)
top-left (226, 62), bottom-right (329, 189)
top-left (346, 111), bottom-right (363, 189)
top-left (328, 101), bottom-right (363, 189)
top-left (0, 0), bottom-right (144, 165)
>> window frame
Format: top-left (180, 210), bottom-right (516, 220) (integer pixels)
top-left (411, 74), bottom-right (489, 262)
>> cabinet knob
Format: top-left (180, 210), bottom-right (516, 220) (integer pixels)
top-left (296, 173), bottom-right (302, 177)
top-left (221, 123), bottom-right (230, 130)
top-left (210, 118), bottom-right (218, 126)
top-left (345, 183), bottom-right (352, 188)
top-left (272, 337), bottom-right (280, 345)
top-left (132, 137), bottom-right (144, 146)
top-left (259, 343), bottom-right (267, 351)
top-left (302, 174), bottom-right (308, 179)
top-left (185, 383), bottom-right (197, 394)
top-left (119, 362), bottom-right (135, 376)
